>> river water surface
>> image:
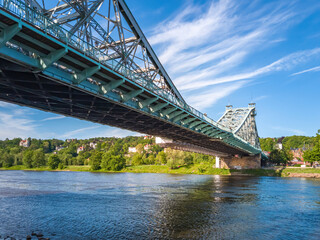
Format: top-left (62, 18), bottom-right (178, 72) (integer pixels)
top-left (0, 171), bottom-right (320, 239)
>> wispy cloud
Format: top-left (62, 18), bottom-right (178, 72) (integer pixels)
top-left (62, 126), bottom-right (101, 138)
top-left (291, 65), bottom-right (320, 76)
top-left (180, 48), bottom-right (320, 91)
top-left (40, 115), bottom-right (66, 122)
top-left (149, 0), bottom-right (319, 110)
top-left (272, 126), bottom-right (305, 135)
top-left (0, 111), bottom-right (37, 139)
top-left (252, 95), bottom-right (268, 102)
top-left (187, 81), bottom-right (248, 110)
top-left (101, 128), bottom-right (142, 138)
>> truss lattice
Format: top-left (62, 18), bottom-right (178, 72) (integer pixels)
top-left (27, 0), bottom-right (184, 104)
top-left (218, 104), bottom-right (261, 149)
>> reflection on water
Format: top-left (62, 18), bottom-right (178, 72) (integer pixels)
top-left (0, 171), bottom-right (320, 239)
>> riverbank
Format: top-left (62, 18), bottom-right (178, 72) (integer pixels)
top-left (1, 165), bottom-right (320, 178)
top-left (0, 164), bottom-right (230, 175)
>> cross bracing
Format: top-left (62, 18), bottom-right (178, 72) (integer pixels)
top-left (218, 104), bottom-right (261, 149)
top-left (0, 0), bottom-right (266, 159)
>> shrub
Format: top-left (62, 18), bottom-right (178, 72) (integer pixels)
top-left (58, 163), bottom-right (64, 170)
top-left (48, 155), bottom-right (60, 169)
top-left (131, 153), bottom-right (143, 166)
top-left (90, 152), bottom-right (102, 170)
top-left (23, 150), bottom-right (34, 168)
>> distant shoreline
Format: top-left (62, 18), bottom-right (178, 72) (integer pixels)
top-left (1, 165), bottom-right (320, 178)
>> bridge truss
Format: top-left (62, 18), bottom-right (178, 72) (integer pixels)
top-left (0, 0), bottom-right (266, 159)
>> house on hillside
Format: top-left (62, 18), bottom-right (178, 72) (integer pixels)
top-left (144, 144), bottom-right (152, 151)
top-left (275, 137), bottom-right (285, 150)
top-left (90, 142), bottom-right (98, 149)
top-left (56, 145), bottom-right (66, 151)
top-left (290, 148), bottom-right (304, 161)
top-left (77, 146), bottom-right (84, 154)
top-left (19, 139), bottom-right (30, 148)
top-left (128, 147), bottom-right (137, 153)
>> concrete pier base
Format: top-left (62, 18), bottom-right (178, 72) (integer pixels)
top-left (215, 156), bottom-right (220, 168)
top-left (220, 154), bottom-right (261, 169)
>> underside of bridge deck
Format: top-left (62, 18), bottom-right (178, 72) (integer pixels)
top-left (0, 58), bottom-right (249, 156)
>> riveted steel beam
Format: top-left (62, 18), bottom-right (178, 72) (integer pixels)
top-left (150, 102), bottom-right (169, 113)
top-left (208, 130), bottom-right (221, 137)
top-left (138, 97), bottom-right (158, 108)
top-left (189, 121), bottom-right (202, 129)
top-left (167, 110), bottom-right (183, 119)
top-left (162, 107), bottom-right (176, 116)
top-left (99, 79), bottom-right (125, 94)
top-left (205, 128), bottom-right (219, 135)
top-left (121, 89), bottom-right (144, 103)
top-left (181, 118), bottom-right (196, 125)
top-left (172, 113), bottom-right (189, 123)
top-left (201, 126), bottom-right (212, 133)
top-left (0, 23), bottom-right (22, 48)
top-left (73, 66), bottom-right (101, 84)
top-left (196, 123), bottom-right (208, 130)
top-left (39, 48), bottom-right (68, 70)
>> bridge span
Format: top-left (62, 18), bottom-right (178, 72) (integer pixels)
top-left (0, 0), bottom-right (266, 168)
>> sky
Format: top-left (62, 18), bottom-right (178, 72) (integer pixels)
top-left (0, 0), bottom-right (320, 140)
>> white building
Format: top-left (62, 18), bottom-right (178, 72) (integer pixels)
top-left (90, 142), bottom-right (98, 149)
top-left (55, 146), bottom-right (66, 151)
top-left (275, 142), bottom-right (283, 150)
top-left (77, 146), bottom-right (84, 154)
top-left (19, 139), bottom-right (30, 147)
top-left (128, 147), bottom-right (137, 153)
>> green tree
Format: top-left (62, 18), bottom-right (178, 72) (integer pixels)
top-left (90, 152), bottom-right (102, 170)
top-left (269, 149), bottom-right (291, 165)
top-left (157, 151), bottom-right (167, 164)
top-left (260, 138), bottom-right (275, 152)
top-left (1, 153), bottom-right (14, 168)
top-left (32, 149), bottom-right (45, 167)
top-left (23, 150), bottom-right (34, 168)
top-left (303, 130), bottom-right (320, 165)
top-left (101, 153), bottom-right (125, 171)
top-left (147, 154), bottom-right (155, 165)
top-left (48, 155), bottom-right (60, 169)
top-left (131, 153), bottom-right (143, 166)
top-left (136, 144), bottom-right (144, 154)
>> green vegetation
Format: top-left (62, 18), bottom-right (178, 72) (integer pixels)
top-left (0, 136), bottom-right (216, 173)
top-left (260, 135), bottom-right (316, 152)
top-left (230, 169), bottom-right (281, 177)
top-left (1, 132), bottom-right (320, 178)
top-left (303, 130), bottom-right (320, 166)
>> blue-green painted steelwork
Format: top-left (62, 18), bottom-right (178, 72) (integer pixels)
top-left (0, 0), bottom-right (267, 159)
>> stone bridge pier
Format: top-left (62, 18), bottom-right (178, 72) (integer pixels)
top-left (215, 154), bottom-right (261, 169)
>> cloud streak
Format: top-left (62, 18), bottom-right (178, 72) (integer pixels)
top-left (148, 0), bottom-right (319, 110)
top-left (272, 126), bottom-right (305, 135)
top-left (291, 65), bottom-right (320, 76)
top-left (61, 126), bottom-right (101, 138)
top-left (40, 115), bottom-right (66, 122)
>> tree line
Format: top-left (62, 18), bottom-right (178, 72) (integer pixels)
top-left (260, 131), bottom-right (320, 166)
top-left (0, 136), bottom-right (215, 170)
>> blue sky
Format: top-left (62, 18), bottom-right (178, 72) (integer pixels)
top-left (0, 0), bottom-right (320, 139)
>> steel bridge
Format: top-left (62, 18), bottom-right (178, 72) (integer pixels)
top-left (0, 0), bottom-right (266, 161)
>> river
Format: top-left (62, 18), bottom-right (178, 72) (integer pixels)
top-left (0, 171), bottom-right (319, 239)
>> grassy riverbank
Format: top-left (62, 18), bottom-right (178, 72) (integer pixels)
top-left (1, 165), bottom-right (320, 178)
top-left (0, 164), bottom-right (230, 175)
